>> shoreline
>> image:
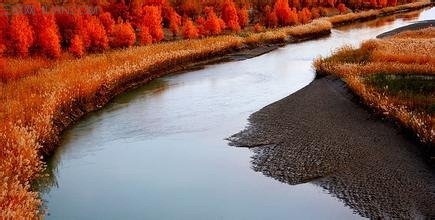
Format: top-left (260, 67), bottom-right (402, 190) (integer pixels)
top-left (0, 2), bottom-right (433, 218)
top-left (228, 75), bottom-right (435, 218)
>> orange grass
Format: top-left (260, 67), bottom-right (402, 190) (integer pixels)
top-left (327, 1), bottom-right (431, 25)
top-left (314, 27), bottom-right (435, 145)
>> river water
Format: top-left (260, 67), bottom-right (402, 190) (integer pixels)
top-left (41, 8), bottom-right (434, 219)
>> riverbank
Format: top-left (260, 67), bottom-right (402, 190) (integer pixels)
top-left (0, 2), bottom-right (433, 218)
top-left (315, 22), bottom-right (435, 146)
top-left (228, 75), bottom-right (435, 218)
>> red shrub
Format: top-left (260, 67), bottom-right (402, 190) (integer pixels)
top-left (138, 27), bottom-right (153, 45)
top-left (182, 18), bottom-right (199, 39)
top-left (274, 0), bottom-right (298, 26)
top-left (0, 6), bottom-right (9, 55)
top-left (168, 8), bottom-right (182, 36)
top-left (84, 16), bottom-right (109, 52)
top-left (222, 0), bottom-right (241, 32)
top-left (264, 5), bottom-right (278, 28)
top-left (69, 35), bottom-right (85, 57)
top-left (298, 7), bottom-right (312, 24)
top-left (9, 14), bottom-right (34, 57)
top-left (337, 3), bottom-right (347, 13)
top-left (237, 7), bottom-right (249, 28)
top-left (141, 6), bottom-right (164, 42)
top-left (99, 12), bottom-right (115, 34)
top-left (254, 23), bottom-right (264, 32)
top-left (203, 7), bottom-right (224, 35)
top-left (110, 22), bottom-right (136, 48)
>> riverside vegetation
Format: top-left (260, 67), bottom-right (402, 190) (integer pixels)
top-left (0, 0), bottom-right (432, 218)
top-left (315, 26), bottom-right (435, 150)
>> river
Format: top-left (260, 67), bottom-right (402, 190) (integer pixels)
top-left (40, 8), bottom-right (434, 219)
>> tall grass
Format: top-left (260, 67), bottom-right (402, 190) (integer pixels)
top-left (315, 27), bottom-right (435, 146)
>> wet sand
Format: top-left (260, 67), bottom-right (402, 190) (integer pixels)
top-left (228, 76), bottom-right (435, 219)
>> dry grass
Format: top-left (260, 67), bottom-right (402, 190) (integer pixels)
top-left (315, 27), bottom-right (435, 146)
top-left (327, 1), bottom-right (431, 25)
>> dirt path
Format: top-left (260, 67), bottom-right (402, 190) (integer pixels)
top-left (228, 76), bottom-right (435, 219)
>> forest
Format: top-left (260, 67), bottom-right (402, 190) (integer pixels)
top-left (0, 0), bottom-right (407, 59)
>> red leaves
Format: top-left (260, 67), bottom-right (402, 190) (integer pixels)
top-left (222, 0), bottom-right (240, 32)
top-left (182, 18), bottom-right (199, 39)
top-left (84, 16), bottom-right (109, 52)
top-left (274, 0), bottom-right (298, 26)
top-left (69, 35), bottom-right (85, 57)
top-left (141, 6), bottom-right (164, 42)
top-left (110, 22), bottom-right (136, 48)
top-left (9, 14), bottom-right (34, 57)
top-left (168, 8), bottom-right (182, 36)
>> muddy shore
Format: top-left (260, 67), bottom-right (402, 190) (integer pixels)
top-left (228, 75), bottom-right (435, 219)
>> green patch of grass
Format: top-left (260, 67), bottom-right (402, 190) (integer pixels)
top-left (365, 74), bottom-right (435, 97)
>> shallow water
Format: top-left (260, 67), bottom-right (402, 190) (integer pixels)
top-left (41, 8), bottom-right (434, 220)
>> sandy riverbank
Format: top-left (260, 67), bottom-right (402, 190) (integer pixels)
top-left (228, 75), bottom-right (435, 219)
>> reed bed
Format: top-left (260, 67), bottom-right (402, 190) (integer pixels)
top-left (315, 27), bottom-right (435, 146)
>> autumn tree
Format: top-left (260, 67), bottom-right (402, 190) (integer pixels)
top-left (336, 3), bottom-right (347, 13)
top-left (110, 22), bottom-right (136, 48)
top-left (182, 18), bottom-right (199, 39)
top-left (181, 0), bottom-right (202, 18)
top-left (274, 0), bottom-right (298, 26)
top-left (9, 13), bottom-right (34, 57)
top-left (168, 8), bottom-right (182, 36)
top-left (25, 0), bottom-right (61, 58)
top-left (388, 0), bottom-right (397, 6)
top-left (69, 35), bottom-right (85, 57)
top-left (203, 7), bottom-right (224, 35)
top-left (237, 7), bottom-right (249, 28)
top-left (264, 5), bottom-right (278, 28)
top-left (138, 27), bottom-right (153, 45)
top-left (84, 16), bottom-right (109, 52)
top-left (0, 6), bottom-right (9, 55)
top-left (327, 0), bottom-right (337, 7)
top-left (99, 12), bottom-right (115, 34)
top-left (378, 0), bottom-right (388, 8)
top-left (298, 7), bottom-right (312, 24)
top-left (221, 0), bottom-right (241, 32)
top-left (140, 6), bottom-right (164, 42)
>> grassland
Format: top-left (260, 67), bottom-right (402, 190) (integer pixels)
top-left (0, 1), bottom-right (433, 218)
top-left (315, 27), bottom-right (435, 148)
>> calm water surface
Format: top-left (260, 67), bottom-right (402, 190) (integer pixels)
top-left (41, 8), bottom-right (434, 220)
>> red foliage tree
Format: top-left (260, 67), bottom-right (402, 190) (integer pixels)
top-left (264, 5), bottom-right (278, 28)
top-left (378, 0), bottom-right (388, 8)
top-left (138, 27), bottom-right (153, 45)
top-left (298, 7), bottom-right (312, 24)
top-left (181, 0), bottom-right (202, 18)
top-left (311, 7), bottom-right (321, 18)
top-left (25, 0), bottom-right (61, 58)
top-left (388, 0), bottom-right (397, 6)
top-left (203, 7), bottom-right (224, 35)
top-left (182, 18), bottom-right (199, 39)
top-left (274, 0), bottom-right (298, 26)
top-left (84, 16), bottom-right (109, 52)
top-left (99, 12), bottom-right (115, 34)
top-left (140, 6), bottom-right (164, 42)
top-left (370, 0), bottom-right (377, 8)
top-left (168, 8), bottom-right (182, 36)
top-left (0, 6), bottom-right (9, 55)
top-left (110, 22), bottom-right (136, 48)
top-left (221, 0), bottom-right (241, 32)
top-left (9, 14), bottom-right (34, 57)
top-left (237, 7), bottom-right (249, 28)
top-left (337, 3), bottom-right (347, 13)
top-left (69, 35), bottom-right (85, 57)
top-left (327, 0), bottom-right (336, 7)
top-left (254, 23), bottom-right (264, 32)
